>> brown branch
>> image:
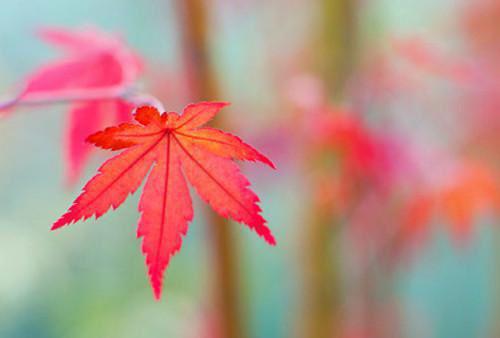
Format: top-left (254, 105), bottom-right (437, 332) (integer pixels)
top-left (296, 1), bottom-right (358, 337)
top-left (315, 0), bottom-right (357, 98)
top-left (175, 1), bottom-right (247, 338)
top-left (297, 195), bottom-right (341, 338)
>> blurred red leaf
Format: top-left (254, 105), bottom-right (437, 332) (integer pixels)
top-left (438, 162), bottom-right (499, 241)
top-left (400, 162), bottom-right (499, 245)
top-left (1, 27), bottom-right (142, 183)
top-left (463, 0), bottom-right (500, 63)
top-left (393, 37), bottom-right (474, 84)
top-left (20, 27), bottom-right (141, 102)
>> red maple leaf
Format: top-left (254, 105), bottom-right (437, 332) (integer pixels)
top-left (1, 27), bottom-right (142, 183)
top-left (52, 102), bottom-right (276, 299)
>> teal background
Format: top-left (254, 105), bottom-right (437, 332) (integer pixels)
top-left (0, 1), bottom-right (497, 337)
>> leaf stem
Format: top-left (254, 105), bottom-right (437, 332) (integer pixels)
top-left (0, 95), bottom-right (21, 111)
top-left (0, 84), bottom-right (165, 113)
top-left (0, 85), bottom-right (127, 108)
